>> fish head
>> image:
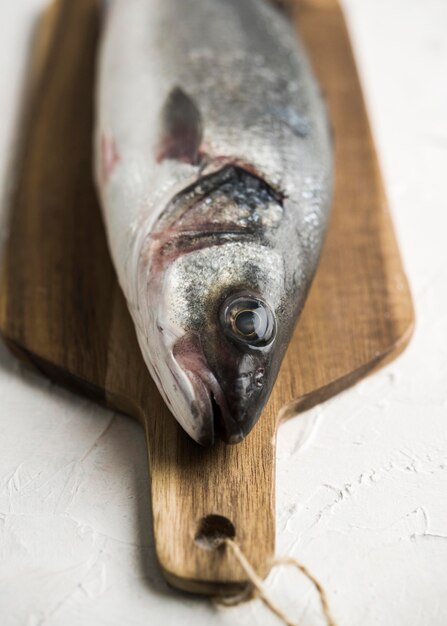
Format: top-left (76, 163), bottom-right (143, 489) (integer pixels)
top-left (199, 289), bottom-right (279, 442)
top-left (157, 241), bottom-right (287, 446)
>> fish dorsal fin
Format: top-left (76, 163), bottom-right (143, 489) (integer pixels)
top-left (157, 86), bottom-right (203, 164)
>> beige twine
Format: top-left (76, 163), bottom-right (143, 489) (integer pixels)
top-left (216, 538), bottom-right (336, 626)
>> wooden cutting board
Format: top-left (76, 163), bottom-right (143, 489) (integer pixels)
top-left (0, 0), bottom-right (414, 596)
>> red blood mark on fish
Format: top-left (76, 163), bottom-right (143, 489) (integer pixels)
top-left (173, 332), bottom-right (230, 416)
top-left (100, 133), bottom-right (120, 186)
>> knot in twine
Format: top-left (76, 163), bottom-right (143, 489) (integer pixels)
top-left (214, 537), bottom-right (336, 626)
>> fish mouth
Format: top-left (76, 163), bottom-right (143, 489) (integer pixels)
top-left (172, 333), bottom-right (244, 446)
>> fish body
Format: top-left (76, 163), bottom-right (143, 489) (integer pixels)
top-left (95, 0), bottom-right (333, 445)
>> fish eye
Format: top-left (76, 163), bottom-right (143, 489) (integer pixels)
top-left (221, 294), bottom-right (276, 347)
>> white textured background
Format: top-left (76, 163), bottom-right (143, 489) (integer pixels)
top-left (1, 1), bottom-right (446, 625)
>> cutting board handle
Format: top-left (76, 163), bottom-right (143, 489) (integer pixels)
top-left (140, 400), bottom-right (277, 594)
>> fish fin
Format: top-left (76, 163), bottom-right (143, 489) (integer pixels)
top-left (157, 86), bottom-right (203, 164)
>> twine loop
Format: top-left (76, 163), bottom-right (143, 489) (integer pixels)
top-left (215, 538), bottom-right (336, 626)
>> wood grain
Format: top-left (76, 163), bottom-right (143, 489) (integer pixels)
top-left (0, 0), bottom-right (414, 595)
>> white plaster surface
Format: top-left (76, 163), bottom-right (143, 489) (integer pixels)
top-left (0, 1), bottom-right (446, 625)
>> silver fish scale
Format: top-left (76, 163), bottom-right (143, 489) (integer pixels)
top-left (148, 0), bottom-right (333, 286)
top-left (163, 242), bottom-right (286, 332)
top-left (154, 166), bottom-right (283, 235)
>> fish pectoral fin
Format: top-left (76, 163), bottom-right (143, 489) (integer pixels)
top-left (157, 86), bottom-right (203, 165)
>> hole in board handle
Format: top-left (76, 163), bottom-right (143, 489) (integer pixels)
top-left (195, 514), bottom-right (236, 551)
